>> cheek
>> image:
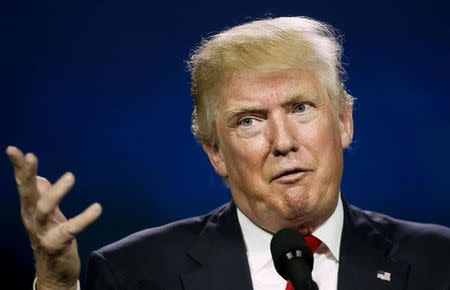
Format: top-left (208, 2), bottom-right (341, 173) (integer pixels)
top-left (222, 134), bottom-right (269, 177)
top-left (302, 119), bottom-right (343, 168)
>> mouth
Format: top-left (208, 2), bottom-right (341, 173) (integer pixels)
top-left (271, 168), bottom-right (311, 183)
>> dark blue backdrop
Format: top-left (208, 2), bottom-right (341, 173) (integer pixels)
top-left (2, 0), bottom-right (449, 288)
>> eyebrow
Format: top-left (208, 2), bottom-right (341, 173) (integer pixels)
top-left (224, 91), bottom-right (312, 124)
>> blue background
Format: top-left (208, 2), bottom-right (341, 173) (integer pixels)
top-left (2, 0), bottom-right (449, 288)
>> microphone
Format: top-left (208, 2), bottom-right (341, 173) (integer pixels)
top-left (270, 228), bottom-right (318, 290)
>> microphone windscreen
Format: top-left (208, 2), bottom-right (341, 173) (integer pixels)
top-left (270, 228), bottom-right (314, 281)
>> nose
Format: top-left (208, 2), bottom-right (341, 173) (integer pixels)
top-left (268, 113), bottom-right (299, 157)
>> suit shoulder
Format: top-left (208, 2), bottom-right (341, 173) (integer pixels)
top-left (93, 202), bottom-right (231, 261)
top-left (356, 206), bottom-right (450, 255)
top-left (86, 202), bottom-right (235, 289)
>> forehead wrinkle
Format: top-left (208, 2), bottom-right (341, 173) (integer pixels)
top-left (225, 100), bottom-right (268, 113)
top-left (223, 89), bottom-right (316, 119)
top-left (278, 91), bottom-right (310, 106)
top-left (219, 69), bottom-right (325, 122)
top-left (224, 102), bottom-right (269, 123)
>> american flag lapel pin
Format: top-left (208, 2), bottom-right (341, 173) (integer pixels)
top-left (376, 270), bottom-right (391, 282)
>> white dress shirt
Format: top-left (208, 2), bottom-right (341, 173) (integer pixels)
top-left (237, 195), bottom-right (344, 290)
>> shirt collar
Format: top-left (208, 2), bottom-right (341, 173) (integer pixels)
top-left (237, 206), bottom-right (274, 273)
top-left (237, 193), bottom-right (344, 271)
top-left (311, 194), bottom-right (343, 261)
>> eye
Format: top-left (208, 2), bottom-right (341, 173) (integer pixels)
top-left (239, 117), bottom-right (254, 127)
top-left (293, 103), bottom-right (311, 113)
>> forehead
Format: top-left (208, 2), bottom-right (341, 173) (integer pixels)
top-left (216, 69), bottom-right (328, 109)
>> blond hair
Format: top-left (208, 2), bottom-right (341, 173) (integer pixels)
top-left (188, 17), bottom-right (354, 146)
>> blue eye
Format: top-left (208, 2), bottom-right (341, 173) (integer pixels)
top-left (239, 118), bottom-right (253, 126)
top-left (294, 103), bottom-right (309, 113)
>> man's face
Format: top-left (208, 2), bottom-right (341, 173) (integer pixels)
top-left (203, 68), bottom-right (353, 233)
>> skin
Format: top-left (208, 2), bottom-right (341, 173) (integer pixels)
top-left (6, 146), bottom-right (102, 290)
top-left (203, 68), bottom-right (353, 234)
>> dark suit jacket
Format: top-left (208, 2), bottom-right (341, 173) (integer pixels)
top-left (85, 200), bottom-right (450, 290)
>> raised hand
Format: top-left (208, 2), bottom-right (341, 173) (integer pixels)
top-left (6, 146), bottom-right (102, 290)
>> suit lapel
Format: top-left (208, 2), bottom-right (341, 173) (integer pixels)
top-left (338, 200), bottom-right (410, 290)
top-left (180, 202), bottom-right (253, 290)
top-left (178, 198), bottom-right (412, 290)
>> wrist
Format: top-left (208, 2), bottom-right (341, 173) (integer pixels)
top-left (35, 277), bottom-right (79, 290)
top-left (33, 248), bottom-right (81, 289)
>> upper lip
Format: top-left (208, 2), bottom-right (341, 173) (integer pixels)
top-left (271, 167), bottom-right (311, 181)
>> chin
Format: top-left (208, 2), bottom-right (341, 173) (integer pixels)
top-left (278, 187), bottom-right (322, 222)
top-left (285, 185), bottom-right (312, 207)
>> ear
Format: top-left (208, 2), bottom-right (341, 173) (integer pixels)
top-left (338, 105), bottom-right (354, 149)
top-left (202, 142), bottom-right (228, 177)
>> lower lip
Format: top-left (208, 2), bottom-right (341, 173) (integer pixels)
top-left (274, 171), bottom-right (308, 184)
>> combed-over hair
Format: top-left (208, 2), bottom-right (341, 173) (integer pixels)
top-left (188, 16), bottom-right (354, 146)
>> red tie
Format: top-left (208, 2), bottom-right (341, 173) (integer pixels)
top-left (285, 234), bottom-right (321, 290)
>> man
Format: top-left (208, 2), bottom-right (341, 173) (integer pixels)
top-left (7, 16), bottom-right (450, 290)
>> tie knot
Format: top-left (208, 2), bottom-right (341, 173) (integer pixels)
top-left (304, 234), bottom-right (321, 253)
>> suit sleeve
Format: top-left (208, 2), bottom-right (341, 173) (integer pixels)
top-left (85, 250), bottom-right (165, 290)
top-left (85, 250), bottom-right (122, 290)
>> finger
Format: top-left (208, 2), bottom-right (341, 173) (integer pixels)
top-left (25, 152), bottom-right (39, 179)
top-left (21, 153), bottom-right (39, 204)
top-left (22, 177), bottom-right (51, 223)
top-left (36, 176), bottom-right (52, 193)
top-left (61, 203), bottom-right (103, 240)
top-left (7, 148), bottom-right (38, 183)
top-left (40, 203), bottom-right (102, 253)
top-left (6, 146), bottom-right (40, 205)
top-left (35, 172), bottom-right (75, 224)
top-left (6, 146), bottom-right (26, 170)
